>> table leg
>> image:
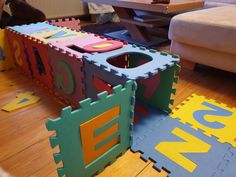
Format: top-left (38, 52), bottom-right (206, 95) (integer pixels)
top-left (105, 7), bottom-right (168, 47)
top-left (113, 7), bottom-right (149, 41)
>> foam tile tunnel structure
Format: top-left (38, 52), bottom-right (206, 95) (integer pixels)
top-left (8, 21), bottom-right (228, 177)
top-left (3, 20), bottom-right (236, 177)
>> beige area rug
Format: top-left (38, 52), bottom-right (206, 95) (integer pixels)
top-left (0, 167), bottom-right (13, 177)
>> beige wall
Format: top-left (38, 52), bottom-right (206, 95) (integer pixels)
top-left (4, 0), bottom-right (88, 19)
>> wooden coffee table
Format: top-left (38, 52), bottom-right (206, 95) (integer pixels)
top-left (82, 0), bottom-right (205, 46)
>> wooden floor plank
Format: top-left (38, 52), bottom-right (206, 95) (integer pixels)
top-left (136, 161), bottom-right (169, 177)
top-left (1, 139), bottom-right (56, 177)
top-left (0, 113), bottom-right (58, 161)
top-left (98, 150), bottom-right (150, 177)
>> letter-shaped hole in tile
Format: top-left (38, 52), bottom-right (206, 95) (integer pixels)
top-left (67, 45), bottom-right (87, 53)
top-left (107, 52), bottom-right (152, 69)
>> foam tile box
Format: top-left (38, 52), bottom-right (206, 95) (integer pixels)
top-left (48, 33), bottom-right (124, 105)
top-left (25, 27), bottom-right (87, 89)
top-left (10, 22), bottom-right (86, 90)
top-left (6, 22), bottom-right (61, 77)
top-left (83, 45), bottom-right (180, 112)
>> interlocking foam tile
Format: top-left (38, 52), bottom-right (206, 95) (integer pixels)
top-left (24, 37), bottom-right (54, 90)
top-left (46, 80), bottom-right (136, 177)
top-left (48, 45), bottom-right (85, 106)
top-left (136, 63), bottom-right (180, 113)
top-left (0, 29), bottom-right (14, 71)
top-left (131, 103), bottom-right (232, 177)
top-left (5, 29), bottom-right (31, 77)
top-left (83, 40), bottom-right (124, 53)
top-left (7, 22), bottom-right (59, 35)
top-left (48, 18), bottom-right (81, 31)
top-left (83, 45), bottom-right (179, 80)
top-left (218, 147), bottom-right (236, 177)
top-left (171, 94), bottom-right (236, 147)
top-left (50, 33), bottom-right (106, 56)
top-left (30, 28), bottom-right (87, 43)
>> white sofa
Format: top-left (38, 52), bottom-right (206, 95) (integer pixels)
top-left (169, 3), bottom-right (236, 73)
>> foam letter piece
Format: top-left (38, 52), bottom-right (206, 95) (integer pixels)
top-left (2, 92), bottom-right (40, 112)
top-left (193, 101), bottom-right (232, 129)
top-left (5, 29), bottom-right (31, 76)
top-left (31, 28), bottom-right (86, 43)
top-left (48, 45), bottom-right (85, 105)
top-left (7, 22), bottom-right (59, 35)
top-left (155, 127), bottom-right (211, 173)
top-left (83, 40), bottom-right (124, 52)
top-left (24, 38), bottom-right (54, 90)
top-left (80, 105), bottom-right (120, 165)
top-left (46, 80), bottom-right (136, 177)
top-left (48, 18), bottom-right (81, 31)
top-left (171, 94), bottom-right (236, 147)
top-left (0, 29), bottom-right (14, 71)
top-left (50, 33), bottom-right (107, 55)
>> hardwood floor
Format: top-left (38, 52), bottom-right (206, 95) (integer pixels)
top-left (0, 65), bottom-right (236, 177)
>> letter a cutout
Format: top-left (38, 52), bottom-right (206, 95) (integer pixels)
top-left (48, 31), bottom-right (76, 39)
top-left (2, 92), bottom-right (40, 112)
top-left (155, 128), bottom-right (211, 173)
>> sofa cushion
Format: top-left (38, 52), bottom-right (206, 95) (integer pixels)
top-left (205, 2), bottom-right (234, 8)
top-left (171, 41), bottom-right (236, 73)
top-left (205, 0), bottom-right (236, 8)
top-left (205, 0), bottom-right (236, 4)
top-left (169, 5), bottom-right (236, 55)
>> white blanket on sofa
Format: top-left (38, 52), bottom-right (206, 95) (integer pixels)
top-left (88, 3), bottom-right (114, 14)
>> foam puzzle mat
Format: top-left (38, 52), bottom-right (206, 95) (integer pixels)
top-left (131, 95), bottom-right (236, 177)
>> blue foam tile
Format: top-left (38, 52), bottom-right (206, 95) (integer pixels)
top-left (83, 44), bottom-right (179, 80)
top-left (8, 22), bottom-right (60, 35)
top-left (131, 103), bottom-right (232, 177)
top-left (220, 147), bottom-right (236, 177)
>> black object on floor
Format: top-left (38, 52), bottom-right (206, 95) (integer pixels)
top-left (105, 29), bottom-right (167, 47)
top-left (81, 22), bottom-right (170, 47)
top-left (81, 23), bottom-right (126, 35)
